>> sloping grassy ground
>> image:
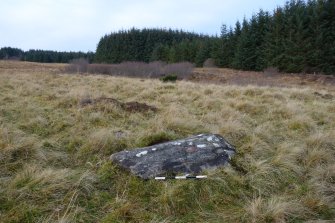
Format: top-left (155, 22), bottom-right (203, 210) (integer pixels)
top-left (0, 61), bottom-right (334, 222)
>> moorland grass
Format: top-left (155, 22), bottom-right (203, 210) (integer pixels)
top-left (0, 61), bottom-right (334, 222)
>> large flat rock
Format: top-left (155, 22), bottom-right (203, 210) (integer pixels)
top-left (110, 133), bottom-right (236, 179)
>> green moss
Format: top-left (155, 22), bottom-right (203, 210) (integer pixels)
top-left (137, 131), bottom-right (177, 147)
top-left (98, 161), bottom-right (120, 183)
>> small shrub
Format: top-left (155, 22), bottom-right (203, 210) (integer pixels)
top-left (160, 74), bottom-right (178, 82)
top-left (163, 62), bottom-right (194, 79)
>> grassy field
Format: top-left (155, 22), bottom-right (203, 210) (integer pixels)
top-left (0, 61), bottom-right (334, 222)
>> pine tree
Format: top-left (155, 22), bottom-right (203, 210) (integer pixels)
top-left (233, 18), bottom-right (254, 70)
top-left (318, 0), bottom-right (335, 74)
top-left (195, 40), bottom-right (211, 67)
top-left (264, 7), bottom-right (286, 69)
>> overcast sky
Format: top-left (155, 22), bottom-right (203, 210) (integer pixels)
top-left (0, 0), bottom-right (289, 52)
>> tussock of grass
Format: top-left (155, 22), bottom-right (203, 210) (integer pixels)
top-left (244, 196), bottom-right (308, 222)
top-left (0, 61), bottom-right (334, 222)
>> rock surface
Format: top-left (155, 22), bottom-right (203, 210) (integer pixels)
top-left (110, 134), bottom-right (236, 179)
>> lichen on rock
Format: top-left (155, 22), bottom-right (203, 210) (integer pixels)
top-left (110, 133), bottom-right (236, 179)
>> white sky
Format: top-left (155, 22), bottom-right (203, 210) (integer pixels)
top-left (0, 0), bottom-right (289, 52)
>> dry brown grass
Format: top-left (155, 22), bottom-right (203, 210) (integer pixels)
top-left (191, 67), bottom-right (335, 88)
top-left (0, 61), bottom-right (334, 222)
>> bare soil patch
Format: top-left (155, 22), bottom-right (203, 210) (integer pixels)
top-left (80, 97), bottom-right (158, 113)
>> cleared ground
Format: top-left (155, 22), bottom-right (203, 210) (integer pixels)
top-left (0, 61), bottom-right (334, 222)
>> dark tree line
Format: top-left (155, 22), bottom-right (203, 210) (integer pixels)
top-left (95, 28), bottom-right (217, 67)
top-left (0, 47), bottom-right (94, 63)
top-left (0, 47), bottom-right (24, 60)
top-left (24, 50), bottom-right (95, 63)
top-left (213, 0), bottom-right (335, 74)
top-left (96, 0), bottom-right (335, 74)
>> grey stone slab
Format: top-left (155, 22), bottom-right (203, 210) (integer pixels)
top-left (110, 133), bottom-right (236, 179)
